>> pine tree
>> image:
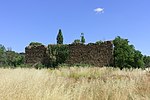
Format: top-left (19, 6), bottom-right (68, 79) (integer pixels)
top-left (56, 29), bottom-right (63, 44)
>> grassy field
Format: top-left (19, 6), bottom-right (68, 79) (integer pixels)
top-left (0, 67), bottom-right (150, 100)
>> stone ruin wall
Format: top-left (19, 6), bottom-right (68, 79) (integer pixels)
top-left (25, 41), bottom-right (114, 67)
top-left (25, 45), bottom-right (47, 64)
top-left (66, 41), bottom-right (114, 66)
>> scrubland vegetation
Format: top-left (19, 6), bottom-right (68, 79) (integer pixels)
top-left (0, 67), bottom-right (150, 100)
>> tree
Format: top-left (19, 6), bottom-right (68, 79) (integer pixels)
top-left (113, 36), bottom-right (144, 69)
top-left (143, 56), bottom-right (150, 68)
top-left (133, 50), bottom-right (144, 68)
top-left (72, 39), bottom-right (81, 44)
top-left (47, 45), bottom-right (69, 68)
top-left (81, 33), bottom-right (85, 44)
top-left (6, 51), bottom-right (24, 67)
top-left (0, 44), bottom-right (6, 65)
top-left (56, 29), bottom-right (63, 44)
top-left (0, 44), bottom-right (25, 67)
top-left (113, 36), bottom-right (134, 68)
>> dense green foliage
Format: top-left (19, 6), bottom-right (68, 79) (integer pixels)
top-left (47, 44), bottom-right (69, 67)
top-left (72, 39), bottom-right (81, 44)
top-left (56, 29), bottom-right (63, 44)
top-left (29, 42), bottom-right (43, 46)
top-left (113, 36), bottom-right (144, 69)
top-left (0, 44), bottom-right (6, 65)
top-left (0, 44), bottom-right (25, 67)
top-left (133, 50), bottom-right (144, 68)
top-left (95, 40), bottom-right (103, 45)
top-left (6, 51), bottom-right (24, 67)
top-left (143, 56), bottom-right (150, 68)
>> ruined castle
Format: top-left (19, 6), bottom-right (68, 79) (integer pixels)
top-left (25, 41), bottom-right (114, 67)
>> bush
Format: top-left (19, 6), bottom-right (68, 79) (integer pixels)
top-left (95, 40), bottom-right (103, 45)
top-left (32, 62), bottom-right (45, 69)
top-left (47, 44), bottom-right (69, 68)
top-left (72, 39), bottom-right (81, 44)
top-left (29, 42), bottom-right (43, 47)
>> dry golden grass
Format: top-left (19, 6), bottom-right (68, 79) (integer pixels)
top-left (0, 67), bottom-right (150, 100)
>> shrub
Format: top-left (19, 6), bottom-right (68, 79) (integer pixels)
top-left (47, 44), bottom-right (69, 67)
top-left (72, 39), bottom-right (81, 44)
top-left (29, 42), bottom-right (43, 47)
top-left (32, 62), bottom-right (45, 69)
top-left (95, 40), bottom-right (103, 45)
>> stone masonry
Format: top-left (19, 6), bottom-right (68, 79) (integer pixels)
top-left (66, 41), bottom-right (113, 66)
top-left (25, 45), bottom-right (47, 64)
top-left (25, 41), bottom-right (114, 67)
